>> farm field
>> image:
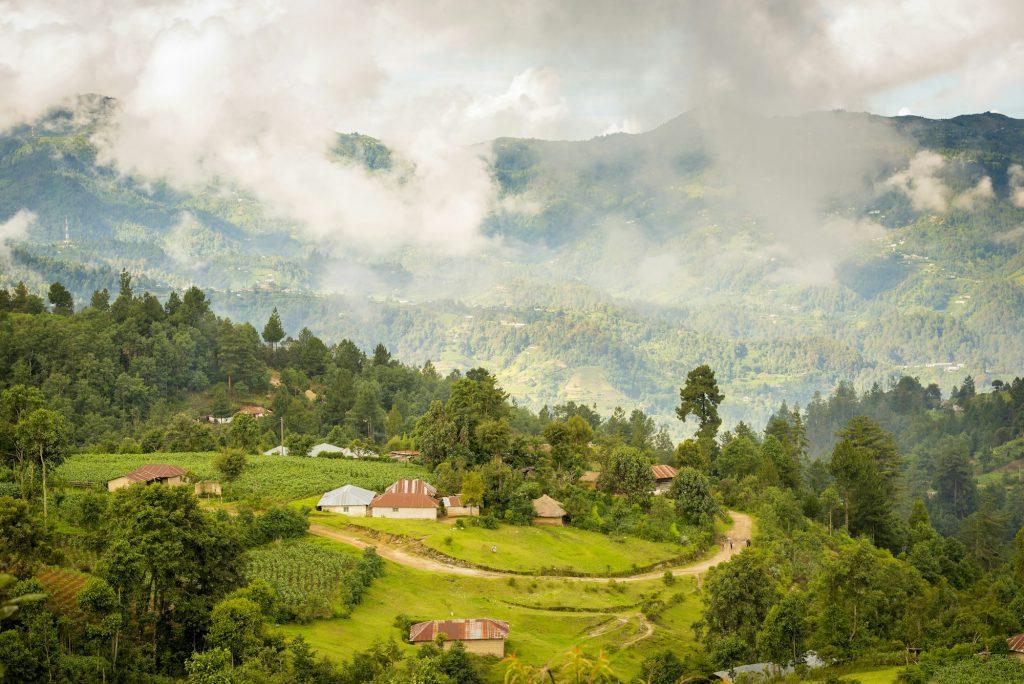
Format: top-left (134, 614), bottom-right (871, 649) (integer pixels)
top-left (36, 566), bottom-right (90, 614)
top-left (279, 536), bottom-right (704, 681)
top-left (305, 508), bottom-right (697, 575)
top-left (245, 539), bottom-right (357, 618)
top-left (57, 452), bottom-right (428, 503)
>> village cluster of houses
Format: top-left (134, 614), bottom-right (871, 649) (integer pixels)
top-left (315, 477), bottom-right (569, 525)
top-left (104, 462), bottom-right (680, 657)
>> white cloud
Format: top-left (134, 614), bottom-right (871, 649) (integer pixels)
top-left (1009, 164), bottom-right (1024, 207)
top-left (458, 67), bottom-right (569, 140)
top-left (953, 176), bottom-right (995, 209)
top-left (0, 209), bottom-right (35, 259)
top-left (885, 151), bottom-right (951, 212)
top-left (897, 106), bottom-right (912, 116)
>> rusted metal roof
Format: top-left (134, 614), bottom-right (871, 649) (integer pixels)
top-left (119, 464), bottom-right (188, 483)
top-left (443, 494), bottom-right (463, 507)
top-left (1009, 633), bottom-right (1024, 653)
top-left (651, 464), bottom-right (678, 481)
top-left (386, 478), bottom-right (437, 496)
top-left (372, 478), bottom-right (438, 508)
top-left (409, 618), bottom-right (510, 643)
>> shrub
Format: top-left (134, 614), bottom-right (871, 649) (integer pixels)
top-left (215, 448), bottom-right (248, 482)
top-left (250, 506), bottom-right (308, 545)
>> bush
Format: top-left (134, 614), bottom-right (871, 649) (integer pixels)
top-left (249, 506), bottom-right (308, 545)
top-left (116, 437), bottom-right (140, 454)
top-left (215, 448), bottom-right (248, 482)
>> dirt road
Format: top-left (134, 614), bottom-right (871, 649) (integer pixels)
top-left (308, 510), bottom-right (753, 582)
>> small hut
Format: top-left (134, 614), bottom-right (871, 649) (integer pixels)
top-left (579, 470), bottom-right (600, 489)
top-left (531, 494), bottom-right (566, 526)
top-left (442, 495), bottom-right (479, 518)
top-left (651, 464), bottom-right (678, 495)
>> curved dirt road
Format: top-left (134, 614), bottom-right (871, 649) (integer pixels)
top-left (308, 510), bottom-right (752, 583)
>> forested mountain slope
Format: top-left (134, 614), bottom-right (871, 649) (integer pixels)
top-left (3, 99), bottom-right (1024, 428)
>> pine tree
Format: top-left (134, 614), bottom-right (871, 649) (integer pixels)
top-left (262, 307), bottom-right (285, 348)
top-left (676, 365), bottom-right (725, 453)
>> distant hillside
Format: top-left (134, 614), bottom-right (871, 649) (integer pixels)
top-left (3, 101), bottom-right (1024, 429)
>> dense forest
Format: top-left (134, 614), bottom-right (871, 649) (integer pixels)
top-left (1, 279), bottom-right (1023, 681)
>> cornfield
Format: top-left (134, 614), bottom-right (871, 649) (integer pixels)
top-left (57, 452), bottom-right (428, 503)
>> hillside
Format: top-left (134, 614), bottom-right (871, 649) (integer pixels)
top-left (4, 101), bottom-right (1024, 427)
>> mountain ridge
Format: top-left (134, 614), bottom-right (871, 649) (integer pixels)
top-left (3, 101), bottom-right (1024, 429)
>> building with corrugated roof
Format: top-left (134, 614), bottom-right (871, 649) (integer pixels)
top-left (371, 479), bottom-right (438, 519)
top-left (107, 464), bottom-right (189, 492)
top-left (309, 443), bottom-right (344, 457)
top-left (651, 464), bottom-right (678, 494)
top-left (409, 618), bottom-right (509, 656)
top-left (1009, 633), bottom-right (1024, 661)
top-left (441, 495), bottom-right (479, 517)
top-left (317, 485), bottom-right (376, 516)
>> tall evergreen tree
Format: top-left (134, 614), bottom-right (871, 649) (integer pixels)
top-left (677, 365), bottom-right (725, 451)
top-left (262, 307), bottom-right (285, 348)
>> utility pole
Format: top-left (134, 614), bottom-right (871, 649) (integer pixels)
top-left (280, 416), bottom-right (285, 455)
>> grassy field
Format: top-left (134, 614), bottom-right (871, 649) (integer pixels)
top-left (278, 536), bottom-right (703, 681)
top-left (305, 508), bottom-right (694, 575)
top-left (838, 666), bottom-right (902, 683)
top-left (57, 452), bottom-right (428, 503)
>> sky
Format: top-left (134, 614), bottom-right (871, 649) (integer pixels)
top-left (1, 0), bottom-right (1023, 257)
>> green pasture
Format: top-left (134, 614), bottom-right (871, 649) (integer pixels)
top-left (306, 508), bottom-right (695, 575)
top-left (279, 536), bottom-right (704, 681)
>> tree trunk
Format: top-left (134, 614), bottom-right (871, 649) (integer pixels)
top-left (40, 449), bottom-right (48, 519)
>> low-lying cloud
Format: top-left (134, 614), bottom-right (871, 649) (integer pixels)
top-left (0, 209), bottom-right (35, 260)
top-left (2, 0), bottom-right (1024, 294)
top-left (885, 151), bottom-right (953, 212)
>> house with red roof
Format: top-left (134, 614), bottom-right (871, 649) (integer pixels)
top-left (107, 464), bottom-right (189, 492)
top-left (409, 618), bottom-right (510, 656)
top-left (371, 479), bottom-right (438, 519)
